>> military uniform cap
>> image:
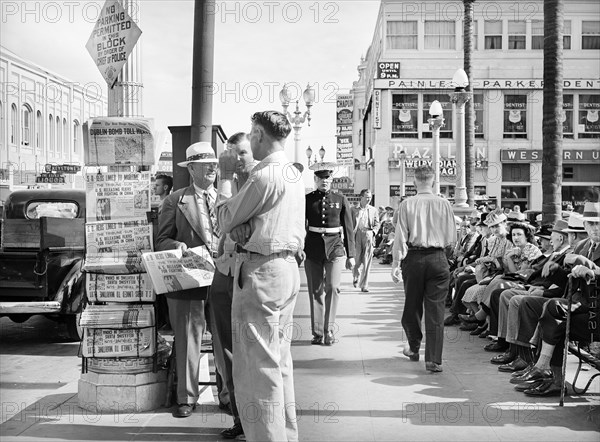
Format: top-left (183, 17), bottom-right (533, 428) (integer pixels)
top-left (310, 161), bottom-right (338, 178)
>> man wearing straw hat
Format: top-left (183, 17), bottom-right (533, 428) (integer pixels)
top-left (304, 161), bottom-right (355, 346)
top-left (155, 141), bottom-right (220, 418)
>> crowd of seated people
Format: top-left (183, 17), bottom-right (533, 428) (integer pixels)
top-left (443, 200), bottom-right (600, 397)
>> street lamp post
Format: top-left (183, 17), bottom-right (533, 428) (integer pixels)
top-left (306, 145), bottom-right (326, 167)
top-left (449, 69), bottom-right (471, 208)
top-left (280, 83), bottom-right (315, 168)
top-left (399, 150), bottom-right (407, 198)
top-left (428, 100), bottom-right (445, 196)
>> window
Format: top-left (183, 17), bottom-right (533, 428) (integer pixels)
top-left (532, 20), bottom-right (571, 49)
top-left (503, 94), bottom-right (527, 139)
top-left (63, 118), bottom-right (68, 153)
top-left (462, 20), bottom-right (478, 50)
top-left (562, 166), bottom-right (574, 179)
top-left (391, 94), bottom-right (418, 138)
top-left (473, 93), bottom-right (484, 138)
top-left (73, 120), bottom-right (80, 153)
top-left (562, 95), bottom-right (573, 138)
top-left (36, 111), bottom-right (42, 149)
top-left (582, 21), bottom-right (600, 50)
top-left (11, 104), bottom-right (17, 144)
top-left (578, 94), bottom-right (600, 138)
top-left (502, 166), bottom-right (530, 182)
top-left (424, 21), bottom-right (455, 49)
top-left (26, 201), bottom-right (79, 220)
top-left (501, 185), bottom-right (529, 212)
top-left (49, 114), bottom-right (54, 153)
top-left (56, 116), bottom-right (61, 155)
top-left (484, 20), bottom-right (502, 49)
top-left (508, 21), bottom-right (526, 49)
top-left (422, 94), bottom-right (453, 138)
top-left (21, 104), bottom-right (32, 146)
top-left (387, 21), bottom-right (417, 49)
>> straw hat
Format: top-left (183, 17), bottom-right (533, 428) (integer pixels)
top-left (177, 142), bottom-right (217, 167)
top-left (563, 212), bottom-right (586, 233)
top-left (485, 212), bottom-right (507, 227)
top-left (582, 201), bottom-right (600, 222)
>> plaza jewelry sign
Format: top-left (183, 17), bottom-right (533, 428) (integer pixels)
top-left (86, 0), bottom-right (142, 86)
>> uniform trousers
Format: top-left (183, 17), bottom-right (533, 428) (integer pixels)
top-left (166, 294), bottom-right (206, 405)
top-left (353, 229), bottom-right (374, 290)
top-left (401, 249), bottom-right (450, 365)
top-left (232, 252), bottom-right (299, 442)
top-left (208, 269), bottom-right (240, 425)
top-left (305, 256), bottom-right (344, 338)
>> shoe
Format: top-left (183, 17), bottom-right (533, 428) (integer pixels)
top-left (524, 380), bottom-right (561, 397)
top-left (425, 362), bottom-right (443, 373)
top-left (459, 322), bottom-right (478, 331)
top-left (174, 403), bottom-right (196, 418)
top-left (484, 341), bottom-right (509, 352)
top-left (511, 366), bottom-right (553, 384)
top-left (323, 333), bottom-right (335, 346)
top-left (444, 315), bottom-right (460, 326)
top-left (403, 347), bottom-right (419, 362)
top-left (458, 313), bottom-right (479, 323)
top-left (511, 364), bottom-right (533, 378)
top-left (221, 423), bottom-right (244, 439)
top-left (490, 351), bottom-right (515, 365)
top-left (311, 335), bottom-right (323, 345)
top-left (498, 357), bottom-right (529, 372)
top-left (470, 325), bottom-right (487, 336)
top-left (361, 288), bottom-right (369, 292)
top-left (353, 278), bottom-right (358, 288)
top-left (514, 379), bottom-right (544, 392)
top-left (479, 330), bottom-right (490, 339)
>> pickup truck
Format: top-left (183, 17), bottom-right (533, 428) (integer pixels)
top-left (0, 189), bottom-right (87, 340)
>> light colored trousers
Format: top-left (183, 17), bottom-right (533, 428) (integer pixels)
top-left (232, 252), bottom-right (300, 442)
top-left (499, 289), bottom-right (537, 346)
top-left (353, 229), bottom-right (374, 290)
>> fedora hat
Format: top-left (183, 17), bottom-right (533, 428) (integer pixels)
top-left (485, 212), bottom-right (507, 227)
top-left (536, 224), bottom-right (553, 240)
top-left (563, 212), bottom-right (586, 233)
top-left (550, 219), bottom-right (569, 235)
top-left (582, 201), bottom-right (600, 222)
top-left (177, 142), bottom-right (217, 167)
top-left (477, 212), bottom-right (489, 226)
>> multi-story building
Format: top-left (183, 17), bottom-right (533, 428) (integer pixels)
top-left (0, 46), bottom-right (107, 202)
top-left (351, 0), bottom-right (600, 211)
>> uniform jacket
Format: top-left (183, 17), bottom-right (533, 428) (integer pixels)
top-left (156, 184), bottom-right (212, 299)
top-left (305, 190), bottom-right (355, 261)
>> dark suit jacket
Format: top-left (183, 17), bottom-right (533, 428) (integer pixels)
top-left (156, 184), bottom-right (211, 299)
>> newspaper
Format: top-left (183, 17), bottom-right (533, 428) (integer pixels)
top-left (82, 327), bottom-right (155, 358)
top-left (85, 172), bottom-right (152, 222)
top-left (84, 219), bottom-right (153, 274)
top-left (83, 117), bottom-right (155, 166)
top-left (142, 246), bottom-right (215, 295)
top-left (80, 304), bottom-right (155, 329)
top-left (86, 273), bottom-right (155, 303)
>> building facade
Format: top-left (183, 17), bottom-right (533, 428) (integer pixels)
top-left (0, 46), bottom-right (107, 202)
top-left (351, 0), bottom-right (600, 211)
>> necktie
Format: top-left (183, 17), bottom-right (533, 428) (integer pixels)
top-left (205, 191), bottom-right (221, 239)
top-left (588, 243), bottom-right (597, 260)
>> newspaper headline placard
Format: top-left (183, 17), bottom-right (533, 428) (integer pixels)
top-left (84, 219), bottom-right (153, 274)
top-left (80, 304), bottom-right (155, 329)
top-left (82, 327), bottom-right (155, 358)
top-left (86, 172), bottom-right (151, 222)
top-left (86, 273), bottom-right (155, 303)
top-left (336, 94), bottom-right (354, 167)
top-left (83, 117), bottom-right (155, 166)
top-left (142, 246), bottom-right (215, 295)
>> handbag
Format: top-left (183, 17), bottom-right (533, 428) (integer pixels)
top-left (475, 262), bottom-right (495, 283)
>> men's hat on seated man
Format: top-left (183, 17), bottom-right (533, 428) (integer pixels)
top-left (485, 212), bottom-right (507, 227)
top-left (507, 210), bottom-right (527, 223)
top-left (177, 142), bottom-right (217, 167)
top-left (536, 224), bottom-right (553, 240)
top-left (582, 201), bottom-right (600, 222)
top-left (563, 212), bottom-right (586, 233)
top-left (550, 219), bottom-right (569, 236)
top-left (310, 161), bottom-right (338, 178)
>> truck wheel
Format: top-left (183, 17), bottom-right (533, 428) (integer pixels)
top-left (66, 312), bottom-right (83, 341)
top-left (8, 314), bottom-right (32, 323)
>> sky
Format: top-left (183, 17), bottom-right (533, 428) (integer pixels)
top-left (1, 0), bottom-right (381, 163)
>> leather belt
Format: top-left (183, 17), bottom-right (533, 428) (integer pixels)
top-left (235, 244), bottom-right (260, 255)
top-left (308, 226), bottom-right (342, 234)
top-left (234, 243), bottom-right (294, 258)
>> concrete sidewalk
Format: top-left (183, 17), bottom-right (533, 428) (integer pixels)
top-left (1, 262), bottom-right (599, 441)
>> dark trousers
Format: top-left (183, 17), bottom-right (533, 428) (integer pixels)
top-left (208, 269), bottom-right (240, 425)
top-left (517, 296), bottom-right (549, 345)
top-left (401, 249), bottom-right (450, 364)
top-left (488, 288), bottom-right (505, 336)
top-left (450, 273), bottom-right (477, 315)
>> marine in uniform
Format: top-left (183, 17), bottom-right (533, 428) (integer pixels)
top-left (304, 162), bottom-right (355, 345)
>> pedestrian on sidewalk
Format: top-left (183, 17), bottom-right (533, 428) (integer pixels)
top-left (304, 162), bottom-right (355, 346)
top-left (391, 165), bottom-right (457, 373)
top-left (216, 111), bottom-right (305, 442)
top-left (352, 189), bottom-right (380, 292)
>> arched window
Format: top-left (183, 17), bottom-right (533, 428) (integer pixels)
top-left (56, 116), bottom-right (61, 156)
top-left (73, 120), bottom-right (80, 153)
top-left (21, 104), bottom-right (32, 146)
top-left (63, 118), bottom-right (67, 153)
top-left (36, 111), bottom-right (43, 149)
top-left (49, 114), bottom-right (54, 153)
top-left (11, 104), bottom-right (17, 144)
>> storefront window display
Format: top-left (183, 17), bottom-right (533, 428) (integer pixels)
top-left (578, 94), bottom-right (600, 138)
top-left (392, 94), bottom-right (418, 138)
top-left (504, 94), bottom-right (528, 139)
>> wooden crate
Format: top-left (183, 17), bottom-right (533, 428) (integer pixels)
top-left (1, 219), bottom-right (41, 249)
